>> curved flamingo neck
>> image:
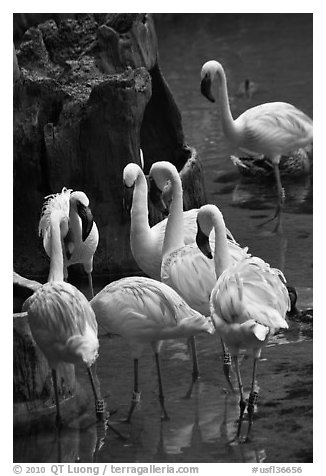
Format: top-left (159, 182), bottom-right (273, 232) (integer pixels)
top-left (48, 213), bottom-right (65, 282)
top-left (162, 169), bottom-right (184, 257)
top-left (210, 210), bottom-right (231, 278)
top-left (130, 169), bottom-right (150, 234)
top-left (69, 205), bottom-right (82, 244)
top-left (215, 64), bottom-right (239, 144)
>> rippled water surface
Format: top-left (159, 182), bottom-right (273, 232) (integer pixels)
top-left (14, 14), bottom-right (313, 464)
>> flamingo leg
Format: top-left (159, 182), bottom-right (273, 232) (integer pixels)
top-left (245, 357), bottom-right (259, 442)
top-left (220, 338), bottom-right (234, 392)
top-left (258, 161), bottom-right (284, 233)
top-left (184, 336), bottom-right (200, 399)
top-left (154, 352), bottom-right (170, 421)
top-left (189, 336), bottom-right (200, 383)
top-left (273, 160), bottom-right (285, 231)
top-left (87, 366), bottom-right (105, 421)
top-left (87, 367), bottom-right (126, 442)
top-left (234, 356), bottom-right (246, 439)
top-left (126, 358), bottom-right (141, 422)
top-left (51, 369), bottom-right (61, 425)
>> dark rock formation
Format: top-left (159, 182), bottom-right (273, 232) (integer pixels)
top-left (13, 13), bottom-right (206, 279)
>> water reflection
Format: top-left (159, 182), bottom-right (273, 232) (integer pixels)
top-left (13, 417), bottom-right (110, 463)
top-left (230, 176), bottom-right (312, 214)
top-left (93, 383), bottom-right (268, 463)
top-left (14, 321), bottom-right (312, 463)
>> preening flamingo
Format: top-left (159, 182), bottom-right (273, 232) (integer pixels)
top-left (40, 188), bottom-right (99, 298)
top-left (23, 190), bottom-right (103, 424)
top-left (200, 60), bottom-right (313, 227)
top-left (91, 276), bottom-right (215, 421)
top-left (148, 161), bottom-right (241, 390)
top-left (122, 162), bottom-right (201, 281)
top-left (196, 204), bottom-right (290, 441)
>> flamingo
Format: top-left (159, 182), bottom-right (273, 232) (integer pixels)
top-left (122, 162), bottom-right (204, 281)
top-left (40, 188), bottom-right (99, 299)
top-left (90, 276), bottom-right (215, 421)
top-left (200, 60), bottom-right (313, 228)
top-left (22, 190), bottom-right (104, 425)
top-left (196, 204), bottom-right (290, 441)
top-left (148, 161), bottom-right (243, 391)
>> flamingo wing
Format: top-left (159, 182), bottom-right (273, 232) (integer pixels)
top-left (91, 276), bottom-right (214, 340)
top-left (237, 102), bottom-right (313, 157)
top-left (39, 188), bottom-right (72, 257)
top-left (24, 281), bottom-right (98, 366)
top-left (161, 243), bottom-right (216, 315)
top-left (211, 256), bottom-right (290, 330)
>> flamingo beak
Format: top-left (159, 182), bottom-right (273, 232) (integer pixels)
top-left (200, 74), bottom-right (215, 102)
top-left (148, 176), bottom-right (169, 216)
top-left (286, 284), bottom-right (299, 317)
top-left (77, 203), bottom-right (94, 241)
top-left (196, 221), bottom-right (213, 259)
top-left (123, 184), bottom-right (134, 214)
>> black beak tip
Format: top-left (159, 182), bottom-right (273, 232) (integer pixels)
top-left (200, 76), bottom-right (215, 102)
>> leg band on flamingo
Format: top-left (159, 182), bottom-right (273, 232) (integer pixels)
top-left (96, 399), bottom-right (105, 414)
top-left (132, 391), bottom-right (141, 403)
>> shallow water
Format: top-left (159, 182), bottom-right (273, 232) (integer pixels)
top-left (13, 14), bottom-right (313, 463)
top-left (14, 317), bottom-right (312, 463)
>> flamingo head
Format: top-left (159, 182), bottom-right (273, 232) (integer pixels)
top-left (148, 176), bottom-right (169, 216)
top-left (200, 60), bottom-right (222, 103)
top-left (70, 191), bottom-right (94, 241)
top-left (196, 221), bottom-right (213, 259)
top-left (148, 161), bottom-right (177, 216)
top-left (195, 206), bottom-right (216, 260)
top-left (196, 204), bottom-right (225, 259)
top-left (123, 163), bottom-right (143, 213)
top-left (286, 284), bottom-right (299, 317)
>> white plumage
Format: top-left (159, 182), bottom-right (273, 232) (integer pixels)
top-left (24, 190), bottom-right (102, 424)
top-left (149, 161), bottom-right (243, 390)
top-left (123, 162), bottom-right (200, 281)
top-left (201, 60), bottom-right (313, 227)
top-left (25, 281), bottom-right (98, 369)
top-left (196, 204), bottom-right (290, 441)
top-left (91, 275), bottom-right (215, 421)
top-left (39, 187), bottom-right (99, 298)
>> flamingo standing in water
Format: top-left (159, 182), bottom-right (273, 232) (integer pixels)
top-left (90, 276), bottom-right (215, 422)
top-left (196, 204), bottom-right (290, 441)
top-left (148, 161), bottom-right (243, 391)
top-left (200, 60), bottom-right (313, 228)
top-left (23, 190), bottom-right (103, 425)
top-left (40, 188), bottom-right (99, 298)
top-left (122, 162), bottom-right (201, 281)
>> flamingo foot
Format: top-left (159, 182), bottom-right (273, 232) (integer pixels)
top-left (124, 391), bottom-right (141, 423)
